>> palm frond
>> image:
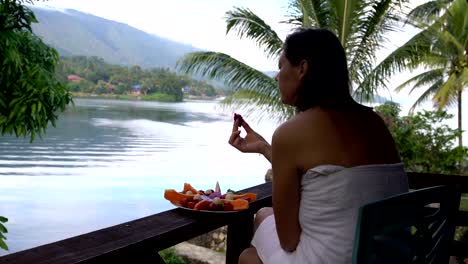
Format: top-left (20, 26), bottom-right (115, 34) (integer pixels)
top-left (418, 53), bottom-right (450, 69)
top-left (225, 7), bottom-right (283, 59)
top-left (286, 0), bottom-right (335, 29)
top-left (433, 73), bottom-right (458, 108)
top-left (296, 0), bottom-right (314, 27)
top-left (437, 27), bottom-right (465, 56)
top-left (329, 0), bottom-right (363, 48)
top-left (406, 0), bottom-right (453, 25)
top-left (395, 68), bottom-right (445, 93)
top-left (446, 0), bottom-right (467, 49)
top-left (355, 22), bottom-right (434, 100)
top-left (177, 52), bottom-right (292, 120)
top-left (221, 90), bottom-right (295, 123)
top-left (409, 78), bottom-right (444, 113)
top-left (348, 0), bottom-right (401, 89)
top-left (460, 68), bottom-right (468, 88)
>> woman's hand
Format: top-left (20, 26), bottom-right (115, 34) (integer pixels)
top-left (228, 118), bottom-right (272, 162)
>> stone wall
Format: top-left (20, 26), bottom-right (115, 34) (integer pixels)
top-left (188, 226), bottom-right (227, 252)
top-left (174, 242), bottom-right (225, 264)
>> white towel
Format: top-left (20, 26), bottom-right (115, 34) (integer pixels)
top-left (251, 163), bottom-right (408, 264)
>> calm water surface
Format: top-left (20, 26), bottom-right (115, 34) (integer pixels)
top-left (0, 98), bottom-right (277, 254)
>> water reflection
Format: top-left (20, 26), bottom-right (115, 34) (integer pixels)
top-left (0, 98), bottom-right (276, 254)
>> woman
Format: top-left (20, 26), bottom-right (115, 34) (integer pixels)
top-left (228, 28), bottom-right (408, 264)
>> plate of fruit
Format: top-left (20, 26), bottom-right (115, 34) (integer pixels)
top-left (164, 182), bottom-right (256, 212)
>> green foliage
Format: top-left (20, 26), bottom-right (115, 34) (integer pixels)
top-left (364, 0), bottom-right (466, 146)
top-left (141, 93), bottom-right (176, 102)
top-left (375, 102), bottom-right (467, 174)
top-left (159, 248), bottom-right (186, 264)
top-left (0, 216), bottom-right (7, 251)
top-left (57, 56), bottom-right (223, 102)
top-left (0, 0), bottom-right (72, 142)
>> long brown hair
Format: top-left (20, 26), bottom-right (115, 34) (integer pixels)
top-left (283, 28), bottom-right (354, 111)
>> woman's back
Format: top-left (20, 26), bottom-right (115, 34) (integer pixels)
top-left (251, 105), bottom-right (408, 263)
top-left (283, 104), bottom-right (401, 173)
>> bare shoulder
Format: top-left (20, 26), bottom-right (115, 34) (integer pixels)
top-left (272, 119), bottom-right (296, 148)
top-left (272, 111), bottom-right (317, 143)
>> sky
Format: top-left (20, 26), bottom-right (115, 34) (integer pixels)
top-left (33, 0), bottom-right (466, 144)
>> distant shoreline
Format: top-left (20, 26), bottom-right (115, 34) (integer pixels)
top-left (71, 92), bottom-right (223, 102)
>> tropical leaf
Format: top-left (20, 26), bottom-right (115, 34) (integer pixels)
top-left (355, 30), bottom-right (429, 100)
top-left (286, 0), bottom-right (335, 29)
top-left (177, 52), bottom-right (275, 94)
top-left (409, 79), bottom-right (444, 113)
top-left (395, 68), bottom-right (445, 93)
top-left (221, 90), bottom-right (295, 123)
top-left (329, 0), bottom-right (362, 48)
top-left (406, 0), bottom-right (454, 25)
top-left (0, 239), bottom-right (8, 251)
top-left (348, 0), bottom-right (401, 91)
top-left (434, 30), bottom-right (465, 56)
top-left (177, 52), bottom-right (292, 121)
top-left (446, 0), bottom-right (467, 48)
top-left (225, 7), bottom-right (283, 59)
top-left (432, 73), bottom-right (459, 108)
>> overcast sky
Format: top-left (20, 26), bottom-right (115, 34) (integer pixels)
top-left (32, 0), bottom-right (466, 143)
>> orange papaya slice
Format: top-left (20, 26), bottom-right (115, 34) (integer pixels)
top-left (233, 193), bottom-right (257, 202)
top-left (226, 199), bottom-right (249, 210)
top-left (164, 189), bottom-right (194, 204)
top-left (182, 183), bottom-right (198, 194)
top-left (194, 200), bottom-right (211, 211)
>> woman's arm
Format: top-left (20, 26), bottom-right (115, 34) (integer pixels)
top-left (271, 125), bottom-right (301, 252)
top-left (259, 141), bottom-right (272, 163)
top-left (229, 119), bottom-right (272, 163)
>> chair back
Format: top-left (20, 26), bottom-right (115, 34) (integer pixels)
top-left (352, 185), bottom-right (461, 264)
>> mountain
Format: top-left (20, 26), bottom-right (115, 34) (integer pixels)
top-left (30, 7), bottom-right (200, 69)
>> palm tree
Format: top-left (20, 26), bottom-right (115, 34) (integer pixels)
top-left (363, 0), bottom-right (467, 147)
top-left (177, 0), bottom-right (407, 122)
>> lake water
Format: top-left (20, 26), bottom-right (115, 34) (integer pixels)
top-left (0, 98), bottom-right (277, 255)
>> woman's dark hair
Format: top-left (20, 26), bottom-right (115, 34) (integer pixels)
top-left (283, 28), bottom-right (354, 111)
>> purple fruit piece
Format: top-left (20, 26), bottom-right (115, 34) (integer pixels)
top-left (234, 113), bottom-right (244, 126)
top-left (208, 192), bottom-right (222, 199)
top-left (200, 195), bottom-right (211, 201)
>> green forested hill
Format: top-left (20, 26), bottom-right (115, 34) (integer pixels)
top-left (57, 56), bottom-right (222, 102)
top-left (31, 7), bottom-right (200, 69)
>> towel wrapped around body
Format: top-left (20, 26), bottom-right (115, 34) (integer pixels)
top-left (251, 163), bottom-right (409, 264)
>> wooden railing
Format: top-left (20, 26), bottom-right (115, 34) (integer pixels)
top-left (0, 172), bottom-right (467, 264)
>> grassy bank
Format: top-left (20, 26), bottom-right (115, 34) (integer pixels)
top-left (71, 92), bottom-right (179, 102)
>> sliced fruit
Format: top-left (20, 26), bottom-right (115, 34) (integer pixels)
top-left (233, 193), bottom-right (257, 202)
top-left (226, 199), bottom-right (249, 210)
top-left (183, 183), bottom-right (198, 194)
top-left (223, 202), bottom-right (234, 211)
top-left (179, 198), bottom-right (188, 208)
top-left (194, 200), bottom-right (211, 211)
top-left (164, 189), bottom-right (194, 204)
top-left (188, 201), bottom-right (196, 209)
